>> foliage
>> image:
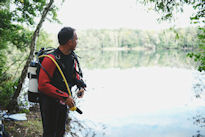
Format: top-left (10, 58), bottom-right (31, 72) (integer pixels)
top-left (0, 0), bottom-right (56, 49)
top-left (0, 30), bottom-right (56, 111)
top-left (0, 0), bottom-right (60, 71)
top-left (141, 0), bottom-right (204, 23)
top-left (36, 30), bottom-right (57, 50)
top-left (77, 27), bottom-right (200, 50)
top-left (0, 0), bottom-right (61, 110)
top-left (140, 0), bottom-right (205, 71)
top-left (0, 79), bottom-right (18, 109)
top-left (187, 27), bottom-right (205, 72)
top-left (0, 0), bottom-right (49, 77)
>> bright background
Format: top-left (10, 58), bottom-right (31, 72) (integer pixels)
top-left (43, 0), bottom-right (195, 33)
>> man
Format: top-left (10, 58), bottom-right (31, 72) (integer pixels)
top-left (38, 27), bottom-right (86, 137)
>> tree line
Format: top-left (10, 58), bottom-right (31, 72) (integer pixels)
top-left (77, 27), bottom-right (201, 50)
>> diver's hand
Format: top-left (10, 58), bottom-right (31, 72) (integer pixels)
top-left (65, 96), bottom-right (75, 108)
top-left (77, 88), bottom-right (85, 98)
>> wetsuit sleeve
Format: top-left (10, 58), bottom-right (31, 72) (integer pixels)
top-left (38, 54), bottom-right (69, 101)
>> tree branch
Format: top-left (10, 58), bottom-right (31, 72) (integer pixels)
top-left (8, 0), bottom-right (54, 112)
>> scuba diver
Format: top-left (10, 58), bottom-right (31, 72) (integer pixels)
top-left (38, 27), bottom-right (86, 137)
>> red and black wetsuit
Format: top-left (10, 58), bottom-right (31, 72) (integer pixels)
top-left (38, 48), bottom-right (86, 137)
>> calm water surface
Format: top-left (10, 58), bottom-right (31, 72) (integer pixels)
top-left (67, 49), bottom-right (205, 137)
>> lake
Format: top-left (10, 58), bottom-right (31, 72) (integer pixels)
top-left (66, 49), bottom-right (205, 137)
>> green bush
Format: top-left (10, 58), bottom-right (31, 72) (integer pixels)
top-left (0, 79), bottom-right (18, 109)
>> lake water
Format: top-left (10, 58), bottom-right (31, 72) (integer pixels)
top-left (66, 49), bottom-right (205, 137)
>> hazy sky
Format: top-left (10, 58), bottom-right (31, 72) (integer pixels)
top-left (43, 0), bottom-right (195, 33)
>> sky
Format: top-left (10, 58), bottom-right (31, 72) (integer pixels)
top-left (43, 0), bottom-right (195, 34)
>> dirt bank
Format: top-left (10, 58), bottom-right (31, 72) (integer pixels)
top-left (4, 105), bottom-right (43, 137)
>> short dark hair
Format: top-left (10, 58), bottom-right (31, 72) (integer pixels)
top-left (58, 27), bottom-right (75, 45)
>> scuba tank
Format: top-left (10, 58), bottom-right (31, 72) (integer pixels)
top-left (27, 48), bottom-right (55, 103)
top-left (27, 61), bottom-right (39, 103)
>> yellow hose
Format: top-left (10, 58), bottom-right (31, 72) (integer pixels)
top-left (39, 55), bottom-right (77, 111)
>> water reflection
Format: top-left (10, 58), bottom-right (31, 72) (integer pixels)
top-left (70, 49), bottom-right (205, 137)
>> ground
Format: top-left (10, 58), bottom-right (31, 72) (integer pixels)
top-left (4, 105), bottom-right (43, 137)
top-left (3, 104), bottom-right (86, 137)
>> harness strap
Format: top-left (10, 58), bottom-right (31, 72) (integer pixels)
top-left (38, 55), bottom-right (82, 114)
top-left (28, 73), bottom-right (37, 79)
top-left (72, 51), bottom-right (83, 77)
top-left (38, 61), bottom-right (53, 80)
top-left (39, 55), bottom-right (71, 96)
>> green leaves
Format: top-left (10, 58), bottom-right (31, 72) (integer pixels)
top-left (141, 0), bottom-right (205, 71)
top-left (188, 52), bottom-right (205, 72)
top-left (0, 0), bottom-right (61, 94)
top-left (187, 26), bottom-right (205, 72)
top-left (11, 28), bottom-right (33, 50)
top-left (0, 79), bottom-right (18, 109)
top-left (0, 0), bottom-right (61, 53)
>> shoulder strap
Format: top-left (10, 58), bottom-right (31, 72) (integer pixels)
top-left (38, 55), bottom-right (72, 96)
top-left (71, 51), bottom-right (83, 78)
top-left (38, 61), bottom-right (52, 80)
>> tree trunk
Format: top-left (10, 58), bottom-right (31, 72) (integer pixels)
top-left (8, 0), bottom-right (54, 112)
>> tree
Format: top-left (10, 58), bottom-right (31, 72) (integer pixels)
top-left (0, 0), bottom-right (63, 111)
top-left (140, 0), bottom-right (205, 71)
top-left (8, 0), bottom-right (56, 112)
